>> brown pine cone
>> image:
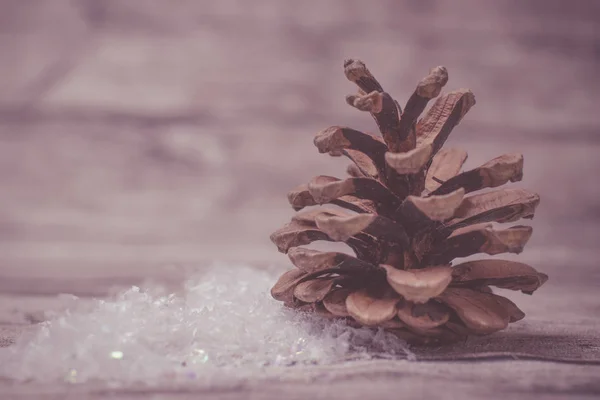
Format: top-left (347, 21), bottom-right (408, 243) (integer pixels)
top-left (270, 59), bottom-right (547, 345)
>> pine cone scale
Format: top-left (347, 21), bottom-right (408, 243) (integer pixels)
top-left (416, 89), bottom-right (476, 156)
top-left (345, 288), bottom-right (400, 327)
top-left (314, 126), bottom-right (388, 177)
top-left (397, 300), bottom-right (450, 330)
top-left (425, 148), bottom-right (468, 193)
top-left (429, 153), bottom-right (524, 196)
top-left (438, 289), bottom-right (508, 334)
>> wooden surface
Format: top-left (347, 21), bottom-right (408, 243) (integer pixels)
top-left (1, 0), bottom-right (600, 398)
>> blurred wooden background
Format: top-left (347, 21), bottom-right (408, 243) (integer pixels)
top-left (0, 0), bottom-right (599, 296)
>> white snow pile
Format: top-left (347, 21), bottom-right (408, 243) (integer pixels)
top-left (0, 264), bottom-right (411, 385)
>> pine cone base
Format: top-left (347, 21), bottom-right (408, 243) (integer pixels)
top-left (270, 59), bottom-right (547, 345)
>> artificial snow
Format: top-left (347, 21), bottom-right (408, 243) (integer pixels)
top-left (0, 264), bottom-right (411, 385)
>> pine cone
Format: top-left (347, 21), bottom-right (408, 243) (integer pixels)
top-left (270, 59), bottom-right (548, 345)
